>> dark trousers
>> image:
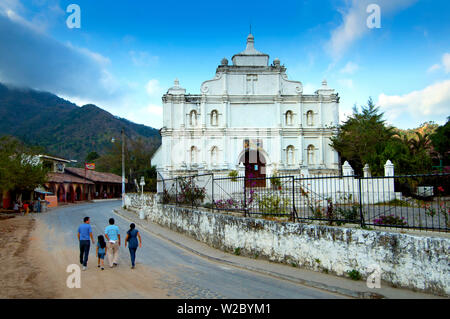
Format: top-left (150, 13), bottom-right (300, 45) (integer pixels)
top-left (79, 240), bottom-right (90, 266)
top-left (129, 247), bottom-right (137, 266)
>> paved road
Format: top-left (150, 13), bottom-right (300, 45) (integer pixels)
top-left (36, 200), bottom-right (345, 299)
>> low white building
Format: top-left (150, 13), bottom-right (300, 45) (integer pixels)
top-left (152, 34), bottom-right (340, 184)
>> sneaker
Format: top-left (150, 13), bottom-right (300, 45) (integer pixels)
top-left (131, 266), bottom-right (135, 269)
top-left (101, 267), bottom-right (104, 270)
top-left (113, 263), bottom-right (118, 267)
top-left (82, 266), bottom-right (87, 271)
top-left (98, 265), bottom-right (100, 268)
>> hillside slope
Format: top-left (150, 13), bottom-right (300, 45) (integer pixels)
top-left (0, 83), bottom-right (161, 162)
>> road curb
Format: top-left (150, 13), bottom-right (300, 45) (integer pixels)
top-left (113, 208), bottom-right (385, 299)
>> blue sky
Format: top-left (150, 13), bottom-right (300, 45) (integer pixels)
top-left (0, 0), bottom-right (449, 129)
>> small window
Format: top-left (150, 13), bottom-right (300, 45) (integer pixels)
top-left (285, 111), bottom-right (293, 126)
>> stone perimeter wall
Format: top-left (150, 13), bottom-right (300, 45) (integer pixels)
top-left (124, 193), bottom-right (449, 296)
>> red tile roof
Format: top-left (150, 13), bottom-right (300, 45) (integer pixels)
top-left (47, 172), bottom-right (94, 184)
top-left (64, 167), bottom-right (126, 184)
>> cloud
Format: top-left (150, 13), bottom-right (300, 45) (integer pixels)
top-left (443, 53), bottom-right (450, 73)
top-left (146, 104), bottom-right (163, 116)
top-left (340, 61), bottom-right (359, 74)
top-left (130, 50), bottom-right (159, 68)
top-left (378, 80), bottom-right (450, 121)
top-left (337, 78), bottom-right (354, 89)
top-left (0, 1), bottom-right (162, 129)
top-left (1, 0), bottom-right (64, 33)
top-left (427, 53), bottom-right (450, 73)
top-left (145, 79), bottom-right (163, 96)
top-left (427, 64), bottom-right (441, 73)
top-left (0, 8), bottom-right (122, 102)
top-left (327, 0), bottom-right (417, 60)
top-left (0, 0), bottom-right (23, 14)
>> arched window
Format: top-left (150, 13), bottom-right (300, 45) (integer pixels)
top-left (285, 110), bottom-right (293, 126)
top-left (189, 110), bottom-right (197, 126)
top-left (307, 145), bottom-right (315, 165)
top-left (210, 110), bottom-right (219, 126)
top-left (211, 146), bottom-right (218, 165)
top-left (190, 146), bottom-right (197, 163)
top-left (306, 111), bottom-right (314, 126)
top-left (286, 145), bottom-right (295, 165)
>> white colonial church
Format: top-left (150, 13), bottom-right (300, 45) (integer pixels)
top-left (151, 34), bottom-right (340, 182)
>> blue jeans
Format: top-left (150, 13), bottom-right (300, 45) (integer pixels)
top-left (79, 240), bottom-right (90, 266)
top-left (129, 247), bottom-right (137, 267)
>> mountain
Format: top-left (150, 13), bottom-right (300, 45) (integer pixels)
top-left (394, 121), bottom-right (439, 140)
top-left (0, 83), bottom-right (161, 162)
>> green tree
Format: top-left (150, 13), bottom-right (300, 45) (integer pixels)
top-left (0, 136), bottom-right (49, 194)
top-left (85, 151), bottom-right (100, 163)
top-left (330, 98), bottom-right (433, 175)
top-left (95, 137), bottom-right (157, 192)
top-left (430, 117), bottom-right (450, 167)
top-left (330, 98), bottom-right (396, 175)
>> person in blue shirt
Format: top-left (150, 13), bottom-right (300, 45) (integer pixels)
top-left (125, 223), bottom-right (142, 269)
top-left (104, 218), bottom-right (121, 268)
top-left (77, 216), bottom-right (95, 270)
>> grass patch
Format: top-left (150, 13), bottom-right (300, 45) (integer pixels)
top-left (347, 269), bottom-right (362, 281)
top-left (374, 199), bottom-right (410, 207)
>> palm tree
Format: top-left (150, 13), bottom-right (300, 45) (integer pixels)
top-left (410, 132), bottom-right (431, 155)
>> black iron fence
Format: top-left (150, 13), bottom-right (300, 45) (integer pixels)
top-left (157, 172), bottom-right (450, 232)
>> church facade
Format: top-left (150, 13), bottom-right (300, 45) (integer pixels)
top-left (151, 34), bottom-right (340, 182)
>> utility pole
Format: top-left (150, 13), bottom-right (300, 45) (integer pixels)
top-left (122, 128), bottom-right (125, 208)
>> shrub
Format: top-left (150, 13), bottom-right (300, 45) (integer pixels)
top-left (347, 269), bottom-right (362, 281)
top-left (177, 178), bottom-right (206, 206)
top-left (311, 206), bottom-right (323, 219)
top-left (336, 205), bottom-right (360, 222)
top-left (258, 194), bottom-right (289, 215)
top-left (373, 215), bottom-right (407, 226)
top-left (270, 170), bottom-right (282, 189)
top-left (215, 198), bottom-right (239, 210)
top-left (228, 170), bottom-right (238, 182)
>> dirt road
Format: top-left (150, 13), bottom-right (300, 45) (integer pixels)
top-left (0, 214), bottom-right (172, 299)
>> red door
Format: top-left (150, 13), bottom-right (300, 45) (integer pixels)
top-left (243, 150), bottom-right (266, 188)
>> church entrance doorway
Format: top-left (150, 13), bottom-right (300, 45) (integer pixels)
top-left (239, 150), bottom-right (266, 188)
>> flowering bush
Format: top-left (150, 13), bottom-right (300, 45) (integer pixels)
top-left (215, 198), bottom-right (239, 210)
top-left (373, 215), bottom-right (407, 226)
top-left (176, 178), bottom-right (206, 206)
top-left (424, 186), bottom-right (449, 228)
top-left (215, 189), bottom-right (256, 211)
